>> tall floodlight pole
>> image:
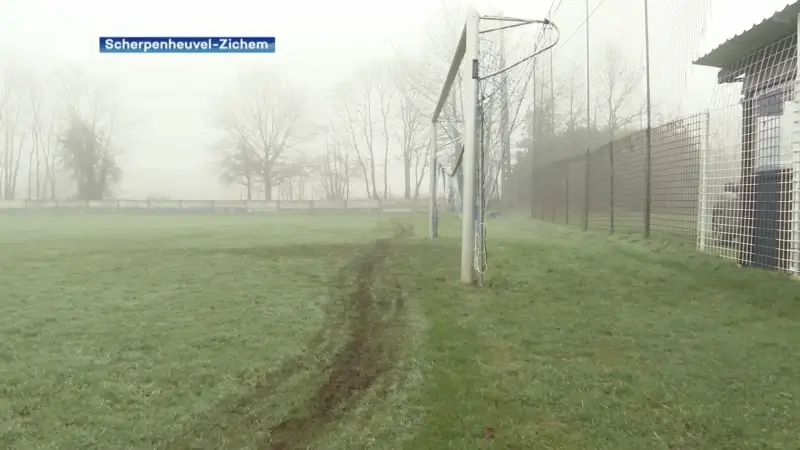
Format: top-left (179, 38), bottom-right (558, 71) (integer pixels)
top-left (643, 0), bottom-right (653, 238)
top-left (530, 57), bottom-right (538, 218)
top-left (429, 124), bottom-right (438, 238)
top-left (585, 0), bottom-right (591, 178)
top-left (461, 9), bottom-right (480, 284)
top-left (499, 14), bottom-right (511, 210)
top-left (550, 46), bottom-right (556, 136)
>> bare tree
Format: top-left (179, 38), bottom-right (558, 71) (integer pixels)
top-left (23, 70), bottom-right (52, 200)
top-left (0, 62), bottom-right (27, 200)
top-left (21, 70), bottom-right (60, 200)
top-left (40, 100), bottom-right (60, 200)
top-left (217, 69), bottom-right (306, 201)
top-left (26, 81), bottom-right (39, 199)
top-left (339, 72), bottom-right (380, 199)
top-left (393, 52), bottom-right (458, 197)
top-left (275, 153), bottom-right (311, 200)
top-left (315, 127), bottom-right (360, 200)
top-left (373, 67), bottom-right (395, 199)
top-left (338, 99), bottom-right (372, 198)
top-left (391, 3), bottom-right (464, 186)
top-left (556, 60), bottom-right (585, 137)
top-left (596, 45), bottom-right (644, 140)
top-left (217, 135), bottom-right (259, 200)
top-left (392, 62), bottom-right (429, 199)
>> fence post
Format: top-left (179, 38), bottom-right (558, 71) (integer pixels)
top-left (644, 128), bottom-right (653, 238)
top-left (697, 111), bottom-right (711, 251)
top-left (530, 151), bottom-right (536, 219)
top-left (643, 0), bottom-right (653, 239)
top-left (583, 150), bottom-right (590, 231)
top-left (530, 165), bottom-right (536, 219)
top-left (609, 142), bottom-right (615, 233)
top-left (542, 166), bottom-right (549, 221)
top-left (564, 161), bottom-right (570, 224)
top-left (538, 167), bottom-right (545, 220)
top-left (550, 163), bottom-right (557, 223)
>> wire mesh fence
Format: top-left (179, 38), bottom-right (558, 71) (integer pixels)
top-left (697, 33), bottom-right (800, 274)
top-left (530, 112), bottom-right (705, 240)
top-left (424, 1), bottom-right (800, 279)
top-left (526, 90), bottom-right (799, 276)
top-left (505, 1), bottom-right (800, 277)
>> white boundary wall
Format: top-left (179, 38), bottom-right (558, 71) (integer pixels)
top-left (0, 199), bottom-right (436, 214)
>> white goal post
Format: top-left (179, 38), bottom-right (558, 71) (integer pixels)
top-left (429, 9), bottom-right (480, 284)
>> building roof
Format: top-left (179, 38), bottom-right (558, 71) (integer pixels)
top-left (694, 1), bottom-right (800, 69)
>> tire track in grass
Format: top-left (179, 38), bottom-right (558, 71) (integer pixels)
top-left (164, 238), bottom-right (407, 450)
top-left (268, 237), bottom-right (405, 449)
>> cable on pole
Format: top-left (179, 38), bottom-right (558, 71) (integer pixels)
top-left (479, 19), bottom-right (561, 81)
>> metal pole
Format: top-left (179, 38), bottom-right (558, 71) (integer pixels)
top-left (429, 122), bottom-right (438, 239)
top-left (697, 111), bottom-right (710, 250)
top-left (585, 0), bottom-right (591, 190)
top-left (565, 161), bottom-right (569, 224)
top-left (550, 47), bottom-right (555, 136)
top-left (460, 9), bottom-right (480, 284)
top-left (583, 150), bottom-right (590, 231)
top-left (609, 141), bottom-right (615, 233)
top-left (643, 0), bottom-right (653, 238)
top-left (793, 13), bottom-right (800, 275)
top-left (499, 13), bottom-right (511, 210)
top-left (530, 56), bottom-right (538, 218)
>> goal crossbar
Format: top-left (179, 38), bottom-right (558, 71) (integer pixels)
top-left (432, 25), bottom-right (467, 122)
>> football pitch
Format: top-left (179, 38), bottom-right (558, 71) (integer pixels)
top-left (1, 212), bottom-right (798, 449)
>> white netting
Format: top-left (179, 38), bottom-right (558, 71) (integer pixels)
top-left (427, 10), bottom-right (559, 284)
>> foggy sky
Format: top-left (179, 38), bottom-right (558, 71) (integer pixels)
top-left (1, 0), bottom-right (794, 200)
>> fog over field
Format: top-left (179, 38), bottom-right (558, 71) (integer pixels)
top-left (1, 0), bottom-right (790, 202)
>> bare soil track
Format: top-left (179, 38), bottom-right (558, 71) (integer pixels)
top-left (269, 238), bottom-right (404, 449)
top-left (165, 237), bottom-right (407, 450)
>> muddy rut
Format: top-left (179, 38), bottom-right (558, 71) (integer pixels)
top-left (165, 237), bottom-right (407, 450)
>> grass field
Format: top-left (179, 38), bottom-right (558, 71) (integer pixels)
top-left (1, 212), bottom-right (799, 449)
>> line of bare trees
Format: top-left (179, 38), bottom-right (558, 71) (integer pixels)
top-left (213, 61), bottom-right (433, 202)
top-left (0, 58), bottom-right (124, 202)
top-left (0, 3), bottom-right (654, 205)
top-left (518, 44), bottom-right (646, 165)
top-left (1, 54), bottom-right (438, 203)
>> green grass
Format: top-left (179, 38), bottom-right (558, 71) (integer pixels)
top-left (1, 212), bottom-right (798, 449)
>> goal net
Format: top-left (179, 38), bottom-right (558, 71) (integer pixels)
top-left (428, 10), bottom-right (559, 284)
